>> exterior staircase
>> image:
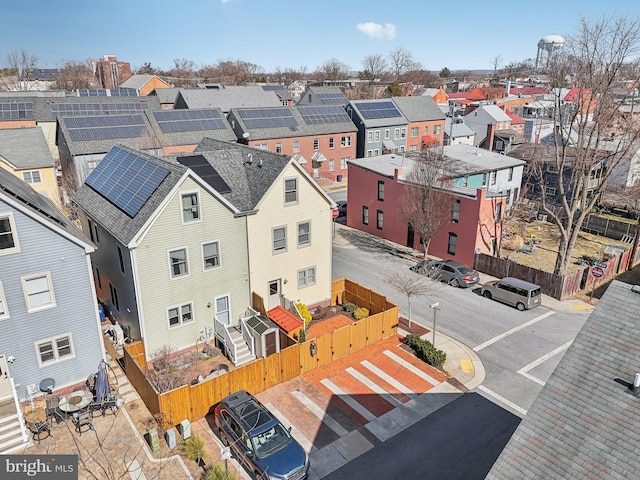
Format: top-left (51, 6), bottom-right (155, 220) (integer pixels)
top-left (228, 327), bottom-right (256, 367)
top-left (0, 395), bottom-right (28, 454)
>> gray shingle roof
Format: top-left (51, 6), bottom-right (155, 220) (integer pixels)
top-left (72, 145), bottom-right (188, 245)
top-left (175, 86), bottom-right (283, 112)
top-left (119, 74), bottom-right (167, 90)
top-left (0, 127), bottom-right (54, 168)
top-left (149, 87), bottom-right (182, 104)
top-left (486, 280), bottom-right (640, 480)
top-left (347, 99), bottom-right (409, 128)
top-left (33, 95), bottom-right (162, 122)
top-left (147, 108), bottom-right (237, 146)
top-left (0, 168), bottom-right (91, 248)
top-left (391, 96), bottom-right (446, 122)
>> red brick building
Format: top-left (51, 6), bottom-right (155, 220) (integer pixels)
top-left (93, 55), bottom-right (132, 89)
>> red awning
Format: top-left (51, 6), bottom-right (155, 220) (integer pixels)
top-left (422, 135), bottom-right (437, 146)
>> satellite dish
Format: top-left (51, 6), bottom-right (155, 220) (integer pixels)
top-left (242, 132), bottom-right (250, 139)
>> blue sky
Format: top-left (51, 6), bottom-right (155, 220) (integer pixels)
top-left (1, 0), bottom-right (637, 74)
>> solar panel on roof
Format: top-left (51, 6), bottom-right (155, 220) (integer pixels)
top-left (356, 101), bottom-right (402, 120)
top-left (77, 89), bottom-right (108, 97)
top-left (237, 108), bottom-right (298, 129)
top-left (0, 102), bottom-right (35, 120)
top-left (262, 85), bottom-right (284, 91)
top-left (153, 109), bottom-right (227, 133)
top-left (85, 146), bottom-right (170, 217)
top-left (110, 88), bottom-right (138, 97)
top-left (176, 155), bottom-right (232, 194)
top-left (51, 102), bottom-right (147, 117)
top-left (316, 92), bottom-right (347, 105)
top-left (298, 105), bottom-right (352, 125)
top-left (65, 114), bottom-right (148, 141)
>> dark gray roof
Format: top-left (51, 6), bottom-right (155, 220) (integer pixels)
top-left (0, 127), bottom-right (54, 168)
top-left (391, 96), bottom-right (446, 122)
top-left (297, 86), bottom-right (349, 106)
top-left (192, 138), bottom-right (292, 211)
top-left (149, 87), bottom-right (182, 104)
top-left (347, 99), bottom-right (409, 128)
top-left (72, 145), bottom-right (188, 245)
top-left (32, 95), bottom-right (162, 122)
top-left (119, 74), bottom-right (164, 90)
top-left (227, 105), bottom-right (357, 141)
top-left (444, 118), bottom-right (475, 139)
top-left (147, 109), bottom-right (237, 146)
top-left (0, 168), bottom-right (91, 248)
top-left (174, 86), bottom-right (284, 112)
top-left (487, 280), bottom-right (640, 480)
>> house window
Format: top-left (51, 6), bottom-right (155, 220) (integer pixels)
top-left (340, 158), bottom-right (348, 169)
top-left (329, 138), bottom-right (335, 148)
top-left (92, 220), bottom-right (100, 244)
top-left (452, 200), bottom-right (460, 222)
top-left (256, 143), bottom-right (268, 150)
top-left (215, 295), bottom-right (230, 325)
top-left (203, 241), bottom-right (220, 269)
top-left (410, 145), bottom-right (418, 151)
top-left (36, 333), bottom-right (74, 366)
top-left (362, 206), bottom-right (369, 225)
top-left (87, 159), bottom-right (97, 174)
top-left (297, 267), bottom-right (316, 288)
top-left (424, 126), bottom-right (429, 134)
top-left (434, 125), bottom-right (441, 134)
top-left (0, 213), bottom-right (19, 254)
top-left (482, 173), bottom-right (487, 187)
top-left (545, 186), bottom-right (556, 196)
top-left (547, 164), bottom-right (558, 173)
top-left (273, 226), bottom-right (287, 253)
top-left (508, 167), bottom-right (514, 181)
top-left (341, 136), bottom-right (351, 147)
top-left (284, 178), bottom-right (298, 204)
top-left (0, 281), bottom-right (8, 320)
top-left (373, 148), bottom-right (379, 155)
top-left (496, 140), bottom-right (504, 150)
top-left (368, 131), bottom-right (373, 143)
top-left (384, 129), bottom-right (390, 140)
top-left (109, 282), bottom-right (119, 311)
top-left (275, 142), bottom-right (283, 154)
top-left (293, 140), bottom-right (300, 153)
top-left (490, 171), bottom-right (497, 185)
top-left (169, 248), bottom-right (189, 278)
top-left (313, 139), bottom-right (319, 150)
top-left (168, 303), bottom-right (193, 327)
top-left (117, 246), bottom-right (125, 274)
top-left (463, 176), bottom-right (469, 187)
top-left (377, 181), bottom-right (385, 201)
top-left (411, 127), bottom-right (419, 137)
top-left (329, 159), bottom-right (335, 171)
top-left (376, 210), bottom-right (383, 229)
top-left (22, 170), bottom-right (42, 184)
top-left (374, 130), bottom-right (380, 142)
top-left (401, 128), bottom-right (406, 139)
top-left (447, 233), bottom-right (457, 255)
top-left (22, 273), bottom-right (55, 312)
top-left (87, 218), bottom-right (95, 243)
top-left (367, 150), bottom-right (373, 157)
top-left (298, 221), bottom-right (310, 247)
top-left (394, 128), bottom-right (400, 140)
top-left (495, 202), bottom-right (503, 222)
top-left (506, 189), bottom-right (512, 206)
top-left (181, 192), bottom-right (200, 222)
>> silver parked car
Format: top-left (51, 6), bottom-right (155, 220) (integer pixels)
top-left (481, 277), bottom-right (542, 311)
top-left (411, 259), bottom-right (479, 288)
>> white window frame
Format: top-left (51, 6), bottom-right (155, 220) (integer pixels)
top-left (275, 142), bottom-right (283, 154)
top-left (202, 241), bottom-right (221, 270)
top-left (411, 127), bottom-right (419, 138)
top-left (273, 226), bottom-right (287, 253)
top-left (374, 130), bottom-right (380, 142)
top-left (293, 140), bottom-right (300, 153)
top-left (367, 131), bottom-right (373, 143)
top-left (22, 170), bottom-right (42, 184)
top-left (424, 126), bottom-right (429, 134)
top-left (329, 138), bottom-right (335, 149)
top-left (168, 302), bottom-right (194, 328)
top-left (367, 150), bottom-right (373, 157)
top-left (434, 125), bottom-right (441, 134)
top-left (329, 159), bottom-right (335, 171)
top-left (401, 127), bottom-right (406, 139)
top-left (181, 191), bottom-right (201, 223)
top-left (0, 281), bottom-right (8, 320)
top-left (168, 247), bottom-right (189, 279)
top-left (35, 333), bottom-right (75, 367)
top-left (545, 186), bottom-right (556, 196)
top-left (341, 136), bottom-right (351, 147)
top-left (394, 128), bottom-right (400, 140)
top-left (410, 145), bottom-right (418, 151)
top-left (21, 272), bottom-right (56, 313)
top-left (340, 158), bottom-right (348, 170)
top-left (284, 177), bottom-right (298, 205)
top-left (215, 294), bottom-right (231, 325)
top-left (377, 210), bottom-right (383, 229)
top-left (313, 139), bottom-right (319, 151)
top-left (0, 212), bottom-right (20, 255)
top-left (384, 129), bottom-right (390, 140)
top-left (297, 221), bottom-right (310, 247)
top-left (297, 267), bottom-right (316, 288)
top-left (362, 206), bottom-right (369, 225)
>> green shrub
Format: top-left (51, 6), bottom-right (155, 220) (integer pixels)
top-left (344, 302), bottom-right (357, 313)
top-left (202, 464), bottom-right (238, 480)
top-left (298, 329), bottom-right (306, 343)
top-left (182, 435), bottom-right (206, 464)
top-left (353, 307), bottom-right (369, 320)
top-left (295, 302), bottom-right (312, 326)
top-left (404, 334), bottom-right (447, 367)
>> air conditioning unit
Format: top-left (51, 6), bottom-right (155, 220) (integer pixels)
top-left (538, 214), bottom-right (548, 222)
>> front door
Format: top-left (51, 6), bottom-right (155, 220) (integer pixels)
top-left (0, 355), bottom-right (13, 400)
top-left (268, 280), bottom-right (281, 310)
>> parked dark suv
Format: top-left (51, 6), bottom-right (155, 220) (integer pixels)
top-left (214, 390), bottom-right (310, 480)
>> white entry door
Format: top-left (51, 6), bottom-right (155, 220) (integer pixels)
top-left (0, 355), bottom-right (13, 400)
top-left (215, 295), bottom-right (230, 326)
top-left (268, 280), bottom-right (281, 310)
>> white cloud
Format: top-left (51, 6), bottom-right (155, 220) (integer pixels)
top-left (356, 22), bottom-right (397, 40)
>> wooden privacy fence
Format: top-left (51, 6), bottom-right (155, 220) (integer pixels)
top-left (125, 279), bottom-right (398, 424)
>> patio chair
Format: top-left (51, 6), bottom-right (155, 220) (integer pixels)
top-left (45, 394), bottom-right (63, 425)
top-left (26, 421), bottom-right (52, 443)
top-left (72, 411), bottom-right (94, 435)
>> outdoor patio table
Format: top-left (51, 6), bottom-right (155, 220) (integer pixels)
top-left (58, 389), bottom-right (93, 413)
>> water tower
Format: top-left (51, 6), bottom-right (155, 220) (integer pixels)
top-left (535, 34), bottom-right (565, 69)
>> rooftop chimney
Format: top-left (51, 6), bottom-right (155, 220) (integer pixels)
top-left (394, 168), bottom-right (402, 180)
top-left (486, 123), bottom-right (496, 152)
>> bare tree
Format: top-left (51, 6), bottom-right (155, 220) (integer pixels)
top-left (167, 58), bottom-right (199, 87)
top-left (315, 58), bottom-right (351, 83)
top-left (200, 59), bottom-right (264, 85)
top-left (399, 147), bottom-right (455, 258)
top-left (388, 47), bottom-right (420, 82)
top-left (525, 15), bottom-right (640, 275)
top-left (51, 59), bottom-right (95, 91)
top-left (385, 266), bottom-right (434, 328)
top-left (491, 54), bottom-right (503, 80)
top-left (6, 49), bottom-right (38, 90)
top-left (361, 54), bottom-right (388, 82)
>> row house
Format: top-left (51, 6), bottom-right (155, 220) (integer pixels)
top-left (297, 86), bottom-right (349, 107)
top-left (346, 144), bottom-right (525, 267)
top-left (72, 141), bottom-right (334, 364)
top-left (119, 74), bottom-right (172, 96)
top-left (227, 105), bottom-right (357, 183)
top-left (391, 96), bottom-right (446, 151)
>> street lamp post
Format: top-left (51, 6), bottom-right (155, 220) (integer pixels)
top-left (430, 302), bottom-right (440, 346)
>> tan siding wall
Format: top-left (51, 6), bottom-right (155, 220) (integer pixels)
top-left (135, 176), bottom-right (250, 357)
top-left (0, 163), bottom-right (60, 207)
top-left (247, 164), bottom-right (332, 308)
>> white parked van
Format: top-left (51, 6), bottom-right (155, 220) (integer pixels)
top-left (481, 277), bottom-right (542, 311)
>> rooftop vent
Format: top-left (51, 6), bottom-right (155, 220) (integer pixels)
top-left (632, 285), bottom-right (640, 294)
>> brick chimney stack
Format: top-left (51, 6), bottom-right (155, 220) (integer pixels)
top-left (486, 123), bottom-right (496, 152)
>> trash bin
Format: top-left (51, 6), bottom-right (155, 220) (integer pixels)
top-left (146, 428), bottom-right (160, 453)
top-left (165, 429), bottom-right (176, 450)
top-left (178, 419), bottom-right (191, 439)
top-left (337, 175), bottom-right (343, 182)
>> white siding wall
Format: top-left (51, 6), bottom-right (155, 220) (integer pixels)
top-left (247, 164), bottom-right (333, 309)
top-left (135, 177), bottom-right (250, 358)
